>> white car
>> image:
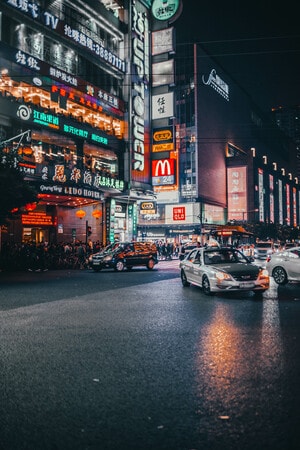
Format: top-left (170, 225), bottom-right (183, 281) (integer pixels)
top-left (179, 246), bottom-right (269, 296)
top-left (266, 246), bottom-right (300, 284)
top-left (254, 241), bottom-right (274, 260)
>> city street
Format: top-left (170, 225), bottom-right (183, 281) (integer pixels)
top-left (0, 260), bottom-right (300, 450)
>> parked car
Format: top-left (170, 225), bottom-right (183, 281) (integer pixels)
top-left (254, 241), bottom-right (274, 259)
top-left (266, 246), bottom-right (300, 284)
top-left (283, 242), bottom-right (297, 250)
top-left (179, 246), bottom-right (269, 296)
top-left (89, 241), bottom-right (158, 272)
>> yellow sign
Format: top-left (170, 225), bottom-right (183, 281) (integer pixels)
top-left (153, 130), bottom-right (172, 141)
top-left (152, 143), bottom-right (174, 152)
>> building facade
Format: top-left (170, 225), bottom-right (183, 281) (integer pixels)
top-left (1, 0), bottom-right (298, 249)
top-left (138, 41), bottom-right (300, 244)
top-left (0, 0), bottom-right (158, 246)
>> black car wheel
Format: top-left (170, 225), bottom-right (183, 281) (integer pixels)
top-left (146, 259), bottom-right (155, 270)
top-left (272, 266), bottom-right (288, 285)
top-left (115, 260), bottom-right (125, 272)
top-left (181, 269), bottom-right (190, 287)
top-left (202, 275), bottom-right (213, 295)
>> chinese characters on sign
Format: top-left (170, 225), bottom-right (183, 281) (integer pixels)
top-left (152, 92), bottom-right (174, 120)
top-left (227, 166), bottom-right (247, 220)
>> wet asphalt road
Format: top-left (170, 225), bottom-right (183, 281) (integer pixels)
top-left (0, 260), bottom-right (300, 450)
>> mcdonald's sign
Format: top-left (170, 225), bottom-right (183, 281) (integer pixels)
top-left (152, 158), bottom-right (175, 186)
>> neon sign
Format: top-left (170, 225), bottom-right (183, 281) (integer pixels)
top-left (202, 69), bottom-right (229, 101)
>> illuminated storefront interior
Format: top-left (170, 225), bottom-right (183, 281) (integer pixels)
top-left (0, 70), bottom-right (125, 139)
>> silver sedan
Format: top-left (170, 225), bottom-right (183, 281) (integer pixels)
top-left (179, 246), bottom-right (270, 296)
top-left (266, 246), bottom-right (300, 284)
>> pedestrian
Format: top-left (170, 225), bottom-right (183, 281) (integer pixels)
top-left (179, 242), bottom-right (186, 261)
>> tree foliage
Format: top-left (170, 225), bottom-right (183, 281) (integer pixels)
top-left (0, 147), bottom-right (37, 225)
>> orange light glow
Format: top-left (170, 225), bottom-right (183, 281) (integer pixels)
top-left (75, 209), bottom-right (86, 219)
top-left (25, 202), bottom-right (37, 212)
top-left (92, 209), bottom-right (102, 219)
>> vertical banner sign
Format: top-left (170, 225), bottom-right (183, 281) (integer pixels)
top-left (127, 204), bottom-right (133, 239)
top-left (133, 204), bottom-right (138, 238)
top-left (299, 191), bottom-right (300, 227)
top-left (269, 174), bottom-right (274, 223)
top-left (131, 2), bottom-right (151, 184)
top-left (110, 198), bottom-right (116, 243)
top-left (278, 179), bottom-right (283, 224)
top-left (258, 168), bottom-right (264, 222)
top-left (293, 187), bottom-right (297, 227)
top-left (227, 166), bottom-right (247, 221)
top-left (286, 184), bottom-right (290, 226)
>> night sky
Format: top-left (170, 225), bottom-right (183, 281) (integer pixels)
top-left (174, 0), bottom-right (300, 111)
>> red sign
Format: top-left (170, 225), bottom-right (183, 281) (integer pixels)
top-left (152, 158), bottom-right (174, 176)
top-left (173, 206), bottom-right (185, 221)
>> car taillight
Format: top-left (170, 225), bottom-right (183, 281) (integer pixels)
top-left (266, 255), bottom-right (271, 262)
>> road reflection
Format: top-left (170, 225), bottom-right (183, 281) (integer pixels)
top-left (194, 303), bottom-right (250, 415)
top-left (193, 293), bottom-right (286, 422)
top-left (261, 296), bottom-right (284, 373)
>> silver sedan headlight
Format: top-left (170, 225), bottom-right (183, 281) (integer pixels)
top-left (214, 271), bottom-right (233, 282)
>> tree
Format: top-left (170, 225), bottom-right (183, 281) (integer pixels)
top-left (0, 132), bottom-right (37, 225)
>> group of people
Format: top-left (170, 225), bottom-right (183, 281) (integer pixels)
top-left (155, 241), bottom-right (181, 260)
top-left (0, 241), bottom-right (104, 272)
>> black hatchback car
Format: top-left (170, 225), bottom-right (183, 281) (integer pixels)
top-left (89, 241), bottom-right (158, 272)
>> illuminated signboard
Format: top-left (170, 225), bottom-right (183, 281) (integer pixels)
top-left (278, 179), bottom-right (283, 224)
top-left (269, 174), bottom-right (275, 223)
top-left (152, 158), bottom-right (175, 186)
top-left (131, 2), bottom-right (151, 183)
top-left (139, 201), bottom-right (157, 215)
top-left (202, 68), bottom-right (229, 101)
top-left (152, 126), bottom-right (174, 152)
top-left (6, 0), bottom-right (126, 73)
top-left (258, 168), bottom-right (264, 222)
top-left (151, 0), bottom-right (182, 22)
top-left (22, 211), bottom-right (55, 226)
top-left (293, 187), bottom-right (297, 227)
top-left (286, 183), bottom-right (290, 225)
top-left (152, 92), bottom-right (174, 120)
top-left (227, 166), bottom-right (247, 221)
top-left (15, 104), bottom-right (110, 147)
top-left (165, 203), bottom-right (196, 224)
top-left (152, 28), bottom-right (175, 56)
top-left (152, 60), bottom-right (175, 87)
top-left (173, 206), bottom-right (185, 221)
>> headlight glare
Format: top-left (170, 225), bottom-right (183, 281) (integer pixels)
top-left (215, 271), bottom-right (232, 281)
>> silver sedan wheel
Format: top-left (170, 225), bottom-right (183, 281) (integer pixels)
top-left (202, 275), bottom-right (213, 296)
top-left (272, 266), bottom-right (288, 285)
top-left (181, 269), bottom-right (190, 287)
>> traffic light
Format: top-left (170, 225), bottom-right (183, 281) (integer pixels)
top-left (87, 226), bottom-right (92, 236)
